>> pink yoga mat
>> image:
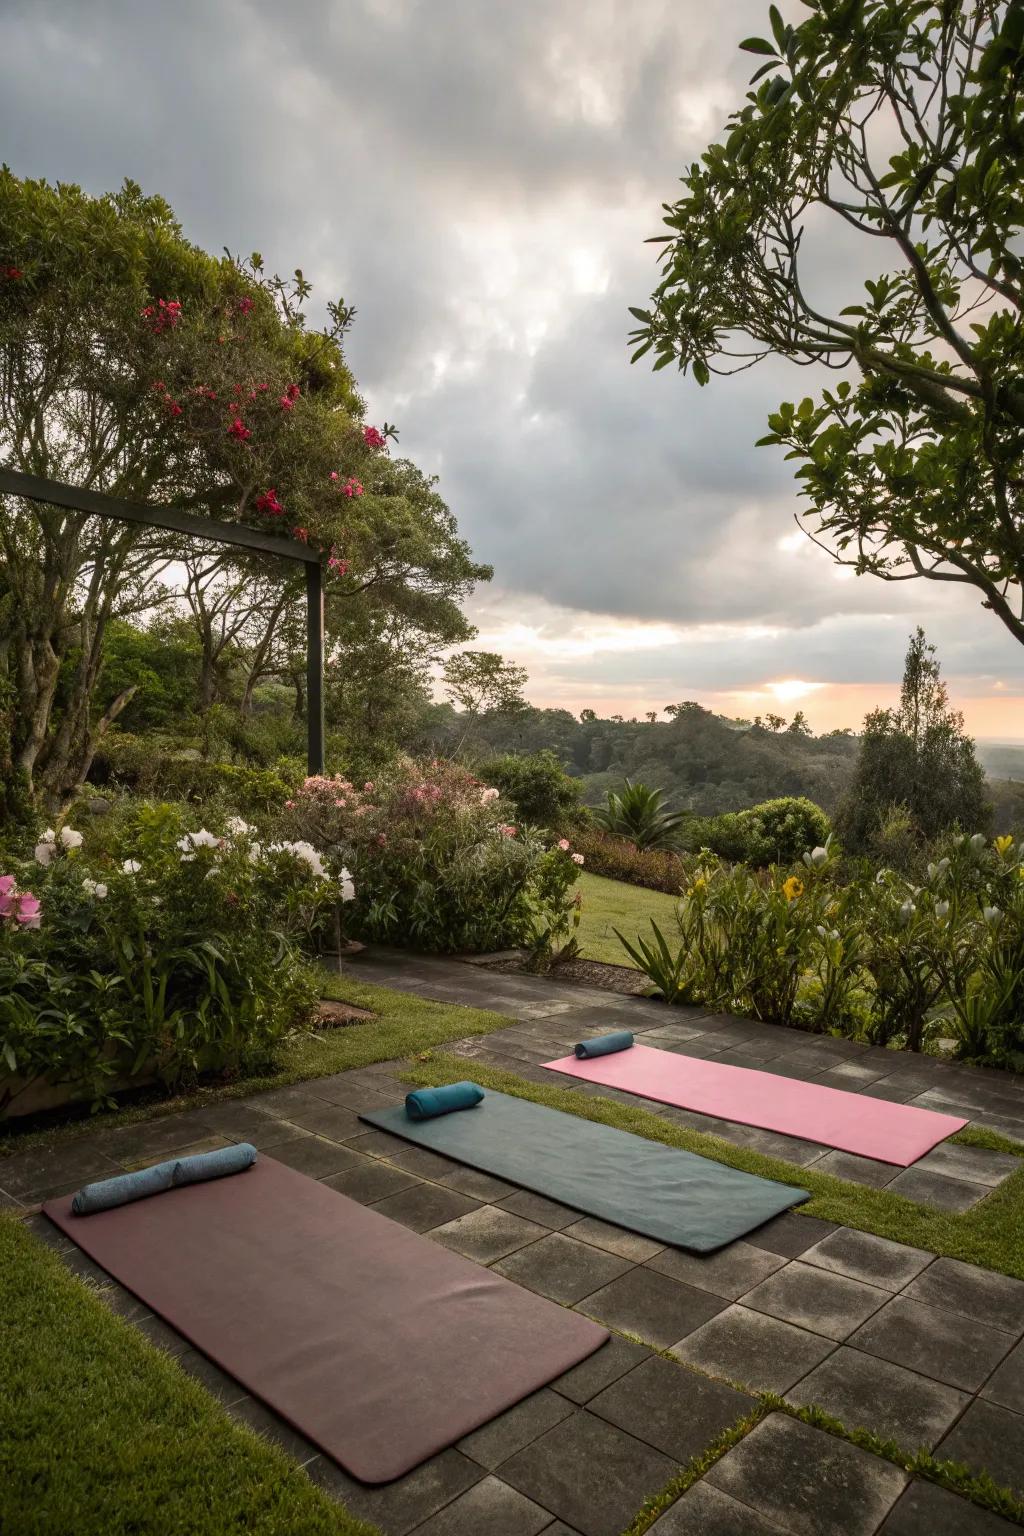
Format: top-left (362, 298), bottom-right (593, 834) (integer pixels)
top-left (543, 1042), bottom-right (967, 1165)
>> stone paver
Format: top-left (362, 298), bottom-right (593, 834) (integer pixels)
top-left (430, 1205), bottom-right (546, 1264)
top-left (560, 1215), bottom-right (664, 1263)
top-left (580, 1265), bottom-right (728, 1350)
top-left (885, 1166), bottom-right (990, 1211)
top-left (936, 1398), bottom-right (1024, 1499)
top-left (902, 1256), bottom-right (1024, 1334)
top-left (411, 1475), bottom-right (554, 1536)
top-left (705, 1413), bottom-right (908, 1536)
top-left (787, 1346), bottom-right (968, 1449)
top-left (306, 1447), bottom-right (482, 1536)
top-left (741, 1260), bottom-right (889, 1341)
top-left (670, 1305), bottom-right (836, 1394)
top-left (494, 1231), bottom-right (633, 1305)
top-left (457, 1388), bottom-right (573, 1469)
top-left (799, 1229), bottom-right (932, 1291)
top-left (500, 1410), bottom-right (676, 1536)
top-left (587, 1355), bottom-right (754, 1461)
top-left (650, 1480), bottom-right (786, 1533)
top-left (879, 1478), bottom-right (1019, 1534)
top-left (848, 1295), bottom-right (1015, 1392)
top-left (368, 1183), bottom-right (481, 1232)
top-left (549, 1335), bottom-right (652, 1404)
top-left (981, 1337), bottom-right (1024, 1414)
top-left (647, 1239), bottom-right (787, 1299)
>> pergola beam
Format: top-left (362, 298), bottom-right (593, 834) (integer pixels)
top-left (0, 467), bottom-right (326, 775)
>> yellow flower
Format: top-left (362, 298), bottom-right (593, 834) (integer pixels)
top-left (691, 875), bottom-right (707, 892)
top-left (995, 835), bottom-right (1014, 857)
top-left (781, 875), bottom-right (804, 902)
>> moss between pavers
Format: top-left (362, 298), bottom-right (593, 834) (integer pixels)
top-left (402, 1055), bottom-right (1024, 1281)
top-left (0, 1212), bottom-right (378, 1536)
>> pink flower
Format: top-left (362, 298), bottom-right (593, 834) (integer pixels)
top-left (14, 891), bottom-right (41, 927)
top-left (258, 381), bottom-right (269, 391)
top-left (284, 799), bottom-right (295, 809)
top-left (291, 526), bottom-right (309, 543)
top-left (499, 824), bottom-right (517, 838)
top-left (237, 295), bottom-right (255, 315)
top-left (572, 853), bottom-right (585, 865)
top-left (279, 395), bottom-right (294, 411)
top-left (330, 471), bottom-right (339, 481)
top-left (3, 266), bottom-right (23, 280)
top-left (256, 488), bottom-right (284, 516)
top-left (364, 782), bottom-right (374, 792)
top-left (342, 477), bottom-right (363, 497)
top-left (286, 383), bottom-right (301, 400)
top-left (363, 425), bottom-right (386, 450)
top-left (227, 417), bottom-right (252, 441)
top-left (557, 838), bottom-right (571, 851)
top-left (0, 874), bottom-right (17, 918)
top-left (328, 555), bottom-right (349, 575)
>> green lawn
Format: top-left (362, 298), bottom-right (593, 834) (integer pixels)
top-left (0, 1213), bottom-right (377, 1536)
top-left (406, 1054), bottom-right (1024, 1281)
top-left (575, 869), bottom-right (679, 966)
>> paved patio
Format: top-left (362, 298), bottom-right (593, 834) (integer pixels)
top-left (6, 951), bottom-right (1024, 1534)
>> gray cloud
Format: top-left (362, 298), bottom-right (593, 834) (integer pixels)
top-left (2, 0), bottom-right (1023, 724)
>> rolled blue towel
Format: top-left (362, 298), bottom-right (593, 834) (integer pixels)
top-left (72, 1159), bottom-right (178, 1215)
top-left (574, 1031), bottom-right (635, 1059)
top-left (172, 1143), bottom-right (257, 1186)
top-left (405, 1082), bottom-right (485, 1121)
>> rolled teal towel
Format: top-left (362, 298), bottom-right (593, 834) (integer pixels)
top-left (72, 1159), bottom-right (177, 1215)
top-left (72, 1143), bottom-right (258, 1215)
top-left (574, 1031), bottom-right (634, 1059)
top-left (405, 1082), bottom-right (484, 1121)
top-left (172, 1143), bottom-right (257, 1186)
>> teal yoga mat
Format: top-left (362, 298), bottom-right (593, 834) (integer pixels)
top-left (361, 1090), bottom-right (809, 1253)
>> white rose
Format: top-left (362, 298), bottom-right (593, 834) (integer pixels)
top-left (59, 827), bottom-right (84, 849)
top-left (34, 842), bottom-right (55, 867)
top-left (122, 859), bottom-right (141, 875)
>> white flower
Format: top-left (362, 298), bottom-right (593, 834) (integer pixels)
top-left (479, 787), bottom-right (499, 804)
top-left (192, 828), bottom-right (221, 849)
top-left (557, 839), bottom-right (571, 851)
top-left (122, 859), bottom-right (141, 875)
top-left (935, 900), bottom-right (949, 920)
top-left (984, 906), bottom-right (1003, 927)
top-left (279, 839), bottom-right (328, 880)
top-left (34, 842), bottom-right (55, 867)
top-left (898, 899), bottom-right (916, 926)
top-left (225, 816), bottom-right (253, 836)
top-left (339, 867), bottom-right (356, 902)
top-left (82, 878), bottom-right (108, 899)
top-left (41, 828), bottom-right (55, 844)
top-left (248, 843), bottom-right (264, 863)
top-left (803, 846), bottom-right (828, 869)
top-left (59, 827), bottom-right (84, 849)
top-left (572, 853), bottom-right (585, 866)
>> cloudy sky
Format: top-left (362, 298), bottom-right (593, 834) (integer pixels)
top-left (3, 0), bottom-right (1023, 737)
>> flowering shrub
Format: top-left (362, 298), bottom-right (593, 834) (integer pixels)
top-left (0, 805), bottom-right (339, 1116)
top-left (278, 758), bottom-right (584, 956)
top-left (619, 834), bottom-right (1024, 1069)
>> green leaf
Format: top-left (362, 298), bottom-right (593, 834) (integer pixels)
top-left (739, 36), bottom-right (777, 55)
top-left (693, 359), bottom-right (711, 386)
top-left (768, 4), bottom-right (786, 47)
top-left (627, 306), bottom-right (652, 323)
top-left (653, 352), bottom-right (675, 371)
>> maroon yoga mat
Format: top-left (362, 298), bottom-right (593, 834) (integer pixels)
top-left (44, 1156), bottom-right (608, 1483)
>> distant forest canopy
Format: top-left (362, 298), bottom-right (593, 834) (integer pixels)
top-left (419, 700), bottom-right (861, 814)
top-left (416, 699), bottom-right (1024, 830)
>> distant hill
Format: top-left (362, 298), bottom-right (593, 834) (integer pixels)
top-left (418, 701), bottom-right (861, 815)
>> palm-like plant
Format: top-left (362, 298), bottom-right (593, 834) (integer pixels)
top-left (595, 778), bottom-right (689, 851)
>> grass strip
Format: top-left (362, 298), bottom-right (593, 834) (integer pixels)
top-left (0, 973), bottom-right (507, 1158)
top-left (0, 1213), bottom-right (377, 1536)
top-left (402, 1055), bottom-right (1024, 1279)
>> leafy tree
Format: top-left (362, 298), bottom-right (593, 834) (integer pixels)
top-left (595, 778), bottom-right (691, 851)
top-left (96, 618), bottom-right (202, 734)
top-left (477, 750), bottom-right (583, 830)
top-left (442, 650), bottom-right (528, 719)
top-left (0, 171), bottom-right (376, 805)
top-left (837, 628), bottom-right (989, 848)
top-left (631, 3), bottom-right (1024, 646)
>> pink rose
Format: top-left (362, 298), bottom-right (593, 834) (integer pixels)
top-left (557, 839), bottom-right (570, 851)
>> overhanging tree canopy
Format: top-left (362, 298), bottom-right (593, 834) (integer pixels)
top-left (630, 2), bottom-right (1024, 644)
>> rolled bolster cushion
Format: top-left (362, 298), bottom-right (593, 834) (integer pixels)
top-left (574, 1031), bottom-right (635, 1059)
top-left (72, 1143), bottom-right (259, 1215)
top-left (405, 1082), bottom-right (485, 1121)
top-left (172, 1143), bottom-right (258, 1186)
top-left (72, 1159), bottom-right (178, 1216)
